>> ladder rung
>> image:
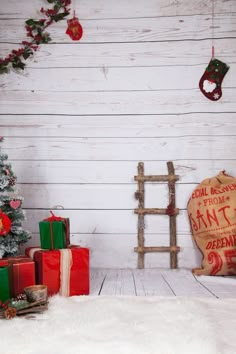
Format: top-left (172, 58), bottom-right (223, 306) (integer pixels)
top-left (134, 208), bottom-right (179, 215)
top-left (134, 246), bottom-right (180, 253)
top-left (134, 175), bottom-right (179, 182)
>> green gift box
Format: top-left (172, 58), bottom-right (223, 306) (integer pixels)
top-left (0, 262), bottom-right (10, 302)
top-left (39, 212), bottom-right (70, 250)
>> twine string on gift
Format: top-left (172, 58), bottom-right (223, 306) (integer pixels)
top-left (49, 222), bottom-right (54, 250)
top-left (59, 249), bottom-right (72, 296)
top-left (63, 218), bottom-right (70, 247)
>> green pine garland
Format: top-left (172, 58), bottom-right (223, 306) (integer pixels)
top-left (0, 0), bottom-right (71, 74)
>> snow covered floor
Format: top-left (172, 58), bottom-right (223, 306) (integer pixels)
top-left (1, 295), bottom-right (236, 354)
top-left (1, 269), bottom-right (236, 354)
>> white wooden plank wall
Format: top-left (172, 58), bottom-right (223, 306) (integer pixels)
top-left (0, 0), bottom-right (236, 269)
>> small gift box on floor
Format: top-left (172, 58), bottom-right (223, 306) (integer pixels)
top-left (25, 246), bottom-right (89, 297)
top-left (0, 260), bottom-right (10, 302)
top-left (3, 257), bottom-right (36, 298)
top-left (7, 257), bottom-right (36, 298)
top-left (39, 211), bottom-right (70, 250)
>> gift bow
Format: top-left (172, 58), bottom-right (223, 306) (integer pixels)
top-left (44, 211), bottom-right (65, 222)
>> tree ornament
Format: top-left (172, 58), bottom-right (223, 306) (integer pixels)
top-left (0, 211), bottom-right (11, 236)
top-left (66, 12), bottom-right (83, 41)
top-left (2, 167), bottom-right (10, 176)
top-left (199, 59), bottom-right (229, 101)
top-left (199, 0), bottom-right (229, 101)
top-left (8, 176), bottom-right (17, 187)
top-left (10, 199), bottom-right (21, 210)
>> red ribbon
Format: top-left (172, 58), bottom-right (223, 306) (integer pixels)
top-left (212, 46), bottom-right (215, 59)
top-left (44, 211), bottom-right (64, 222)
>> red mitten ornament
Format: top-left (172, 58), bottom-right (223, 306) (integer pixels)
top-left (66, 16), bottom-right (83, 41)
top-left (199, 58), bottom-right (229, 101)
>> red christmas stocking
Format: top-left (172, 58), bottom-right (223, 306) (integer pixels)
top-left (199, 58), bottom-right (229, 101)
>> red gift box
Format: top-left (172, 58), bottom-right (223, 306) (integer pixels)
top-left (0, 259), bottom-right (9, 267)
top-left (25, 247), bottom-right (89, 296)
top-left (3, 257), bottom-right (36, 298)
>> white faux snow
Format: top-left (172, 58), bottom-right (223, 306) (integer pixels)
top-left (1, 295), bottom-right (236, 354)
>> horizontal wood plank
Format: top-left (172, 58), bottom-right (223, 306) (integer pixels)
top-left (22, 209), bottom-right (193, 235)
top-left (2, 136), bottom-right (236, 160)
top-left (8, 160), bottom-right (236, 184)
top-left (27, 232), bottom-right (196, 252)
top-left (1, 114), bottom-right (236, 138)
top-left (1, 14), bottom-right (235, 43)
top-left (0, 39), bottom-right (235, 68)
top-left (0, 88), bottom-right (235, 115)
top-left (1, 0), bottom-right (235, 19)
top-left (17, 183), bottom-right (194, 209)
top-left (24, 232), bottom-right (200, 268)
top-left (1, 89), bottom-right (235, 115)
top-left (0, 65), bottom-right (234, 91)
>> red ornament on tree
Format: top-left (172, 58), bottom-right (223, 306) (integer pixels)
top-left (10, 199), bottom-right (21, 210)
top-left (66, 12), bottom-right (83, 41)
top-left (0, 211), bottom-right (11, 236)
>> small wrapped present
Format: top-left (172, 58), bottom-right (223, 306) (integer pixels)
top-left (0, 260), bottom-right (10, 302)
top-left (39, 211), bottom-right (70, 250)
top-left (25, 246), bottom-right (89, 296)
top-left (4, 257), bottom-right (36, 298)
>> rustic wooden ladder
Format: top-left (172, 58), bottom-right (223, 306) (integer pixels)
top-left (134, 161), bottom-right (180, 269)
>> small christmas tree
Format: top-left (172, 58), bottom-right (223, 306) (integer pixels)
top-left (0, 137), bottom-right (30, 258)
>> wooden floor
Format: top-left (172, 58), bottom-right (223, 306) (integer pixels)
top-left (90, 269), bottom-right (236, 299)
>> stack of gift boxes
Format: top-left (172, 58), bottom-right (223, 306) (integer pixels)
top-left (0, 213), bottom-right (89, 302)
